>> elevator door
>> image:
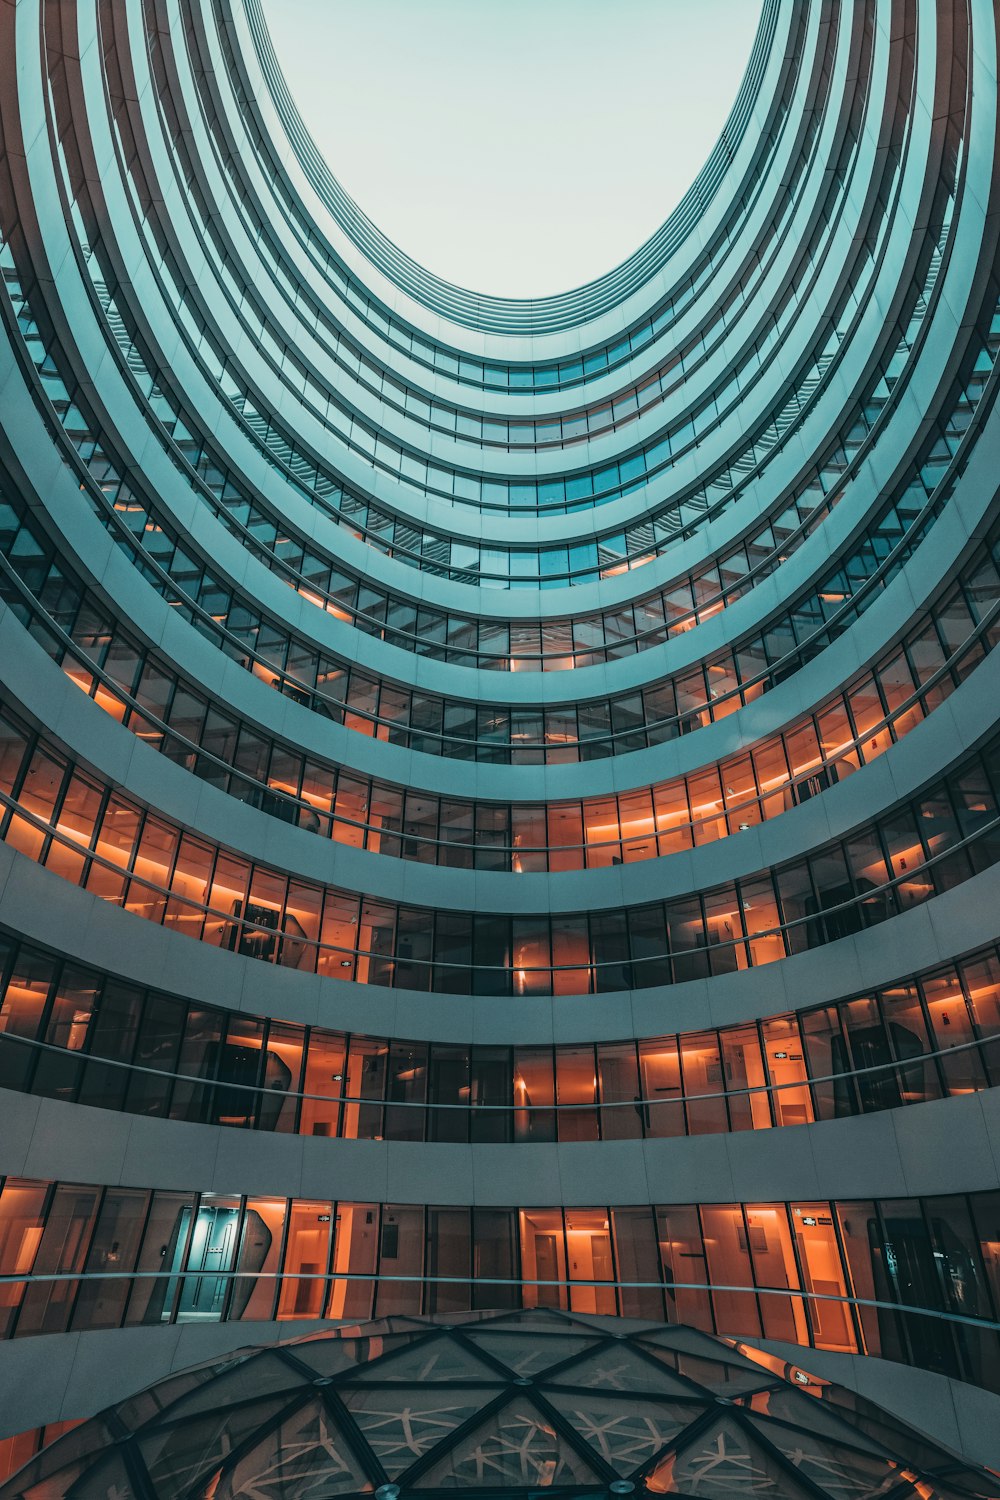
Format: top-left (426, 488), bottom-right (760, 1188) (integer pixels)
top-left (175, 1205), bottom-right (240, 1320)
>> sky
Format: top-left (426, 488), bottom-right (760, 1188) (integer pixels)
top-left (261, 0), bottom-right (763, 298)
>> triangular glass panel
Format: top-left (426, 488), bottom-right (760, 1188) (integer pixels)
top-left (401, 1392), bottom-right (605, 1488)
top-left (211, 1398), bottom-right (374, 1498)
top-left (56, 1452), bottom-right (137, 1499)
top-left (739, 1387), bottom-right (894, 1458)
top-left (545, 1389), bottom-right (701, 1472)
top-left (542, 1341), bottom-right (699, 1397)
top-left (407, 1393), bottom-right (607, 1489)
top-left (638, 1326), bottom-right (769, 1369)
top-left (151, 1352), bottom-right (308, 1421)
top-left (119, 1350), bottom-right (273, 1433)
top-left (464, 1330), bottom-right (602, 1377)
top-left (747, 1412), bottom-right (923, 1498)
top-left (646, 1412), bottom-right (816, 1495)
top-left (345, 1334), bottom-right (503, 1386)
top-left (638, 1342), bottom-right (774, 1397)
top-left (470, 1308), bottom-right (578, 1332)
top-left (543, 1310), bottom-right (660, 1335)
top-left (341, 1385), bottom-right (495, 1478)
top-left (0, 1417), bottom-right (116, 1492)
top-left (296, 1332), bottom-right (427, 1380)
top-left (138, 1395), bottom-right (293, 1496)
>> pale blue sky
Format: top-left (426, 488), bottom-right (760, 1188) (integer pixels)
top-left (262, 0), bottom-right (763, 297)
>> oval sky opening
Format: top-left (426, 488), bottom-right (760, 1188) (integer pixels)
top-left (263, 0), bottom-right (764, 298)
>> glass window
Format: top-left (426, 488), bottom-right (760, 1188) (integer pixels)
top-left (596, 1042), bottom-right (642, 1140)
top-left (721, 1025), bottom-right (771, 1132)
top-left (71, 1189), bottom-right (149, 1332)
top-left (0, 950), bottom-right (55, 1093)
top-left (699, 1205), bottom-right (761, 1336)
top-left (426, 1208), bottom-right (471, 1315)
top-left (238, 1197), bottom-right (286, 1323)
top-left (33, 966), bottom-right (98, 1103)
top-left (427, 1045), bottom-right (470, 1143)
top-left (472, 1209), bottom-right (519, 1310)
top-left (565, 1209), bottom-right (616, 1316)
top-left (299, 1030), bottom-right (345, 1139)
top-left (555, 1045), bottom-right (598, 1142)
top-left (679, 1034), bottom-right (728, 1134)
top-left (639, 1038), bottom-right (684, 1138)
top-left (0, 1179), bottom-right (49, 1338)
top-left (384, 1041), bottom-right (428, 1142)
top-left (879, 984), bottom-right (941, 1106)
top-left (375, 1205), bottom-right (424, 1316)
top-left (328, 1203), bottom-right (378, 1321)
top-left (519, 1209), bottom-right (567, 1310)
top-left (78, 980), bottom-right (143, 1113)
top-left (656, 1206), bottom-right (712, 1329)
top-left (15, 1183), bottom-right (100, 1337)
top-left (921, 969), bottom-right (988, 1095)
top-left (744, 1204), bottom-right (807, 1344)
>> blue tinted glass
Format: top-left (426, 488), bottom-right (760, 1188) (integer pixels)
top-left (540, 548), bottom-right (569, 578)
top-left (645, 436), bottom-right (672, 469)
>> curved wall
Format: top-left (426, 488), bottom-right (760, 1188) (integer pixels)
top-left (1, 0), bottom-right (999, 1465)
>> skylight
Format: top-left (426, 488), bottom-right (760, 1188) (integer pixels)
top-left (262, 0), bottom-right (764, 298)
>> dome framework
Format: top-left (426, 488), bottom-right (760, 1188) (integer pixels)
top-left (2, 1312), bottom-right (997, 1500)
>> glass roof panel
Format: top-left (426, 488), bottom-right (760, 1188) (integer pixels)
top-left (5, 1315), bottom-right (996, 1499)
top-left (346, 1335), bottom-right (503, 1386)
top-left (544, 1389), bottom-right (699, 1470)
top-left (213, 1400), bottom-right (375, 1499)
top-left (542, 1341), bottom-right (699, 1397)
top-left (341, 1386), bottom-right (496, 1477)
top-left (463, 1330), bottom-right (603, 1377)
top-left (748, 1413), bottom-right (922, 1499)
top-left (408, 1393), bottom-right (606, 1489)
top-left (138, 1395), bottom-right (294, 1495)
top-left (647, 1413), bottom-right (817, 1496)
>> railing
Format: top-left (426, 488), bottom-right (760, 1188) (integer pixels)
top-left (0, 1027), bottom-right (994, 1135)
top-left (2, 776), bottom-right (995, 985)
top-left (0, 1267), bottom-right (996, 1390)
top-left (13, 529), bottom-right (989, 866)
top-left (0, 1268), bottom-right (995, 1331)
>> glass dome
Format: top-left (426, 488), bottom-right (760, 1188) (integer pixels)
top-left (3, 1311), bottom-right (997, 1499)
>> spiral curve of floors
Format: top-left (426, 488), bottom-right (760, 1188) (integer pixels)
top-left (1, 0), bottom-right (1000, 1479)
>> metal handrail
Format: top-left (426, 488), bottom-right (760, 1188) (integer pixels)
top-left (2, 776), bottom-right (995, 979)
top-left (1, 1266), bottom-right (997, 1334)
top-left (0, 1024), bottom-right (992, 1118)
top-left (4, 533), bottom-right (994, 861)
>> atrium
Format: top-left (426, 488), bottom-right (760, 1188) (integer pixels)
top-left (0, 0), bottom-right (998, 1489)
